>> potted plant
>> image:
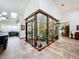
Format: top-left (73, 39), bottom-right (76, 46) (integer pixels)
top-left (55, 24), bottom-right (59, 39)
top-left (70, 31), bottom-right (73, 39)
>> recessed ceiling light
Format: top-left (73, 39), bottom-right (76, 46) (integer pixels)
top-left (2, 12), bottom-right (7, 15)
top-left (0, 18), bottom-right (1, 21)
top-left (0, 14), bottom-right (2, 17)
top-left (1, 17), bottom-right (6, 20)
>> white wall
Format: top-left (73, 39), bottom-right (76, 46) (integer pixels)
top-left (0, 19), bottom-right (19, 32)
top-left (0, 25), bottom-right (19, 33)
top-left (19, 16), bottom-right (25, 38)
top-left (1, 25), bottom-right (19, 32)
top-left (62, 8), bottom-right (79, 38)
top-left (19, 0), bottom-right (39, 38)
top-left (24, 0), bottom-right (39, 19)
top-left (24, 0), bottom-right (62, 20)
top-left (39, 0), bottom-right (62, 20)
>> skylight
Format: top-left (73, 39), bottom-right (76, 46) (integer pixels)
top-left (11, 12), bottom-right (17, 18)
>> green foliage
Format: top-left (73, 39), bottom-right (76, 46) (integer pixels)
top-left (48, 32), bottom-right (55, 41)
top-left (38, 24), bottom-right (46, 41)
top-left (39, 24), bottom-right (46, 34)
top-left (54, 24), bottom-right (59, 36)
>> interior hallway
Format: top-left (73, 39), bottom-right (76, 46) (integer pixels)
top-left (0, 37), bottom-right (79, 59)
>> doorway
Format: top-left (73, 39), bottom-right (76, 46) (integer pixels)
top-left (64, 24), bottom-right (70, 37)
top-left (59, 22), bottom-right (70, 37)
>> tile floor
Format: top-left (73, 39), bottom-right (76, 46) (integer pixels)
top-left (0, 36), bottom-right (79, 59)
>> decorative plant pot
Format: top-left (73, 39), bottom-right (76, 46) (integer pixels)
top-left (71, 34), bottom-right (73, 39)
top-left (38, 43), bottom-right (42, 48)
top-left (55, 35), bottom-right (59, 39)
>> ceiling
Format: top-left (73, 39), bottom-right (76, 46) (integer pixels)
top-left (0, 0), bottom-right (30, 15)
top-left (0, 0), bottom-right (79, 23)
top-left (53, 0), bottom-right (79, 14)
top-left (0, 0), bottom-right (30, 24)
top-left (0, 0), bottom-right (79, 15)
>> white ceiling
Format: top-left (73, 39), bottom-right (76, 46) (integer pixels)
top-left (53, 0), bottom-right (79, 14)
top-left (0, 0), bottom-right (30, 16)
top-left (0, 0), bottom-right (31, 24)
top-left (0, 0), bottom-right (79, 16)
top-left (0, 0), bottom-right (79, 23)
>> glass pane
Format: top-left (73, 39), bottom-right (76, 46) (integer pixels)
top-left (27, 17), bottom-right (34, 46)
top-left (54, 20), bottom-right (59, 40)
top-left (36, 13), bottom-right (47, 49)
top-left (27, 16), bottom-right (34, 23)
top-left (48, 18), bottom-right (55, 43)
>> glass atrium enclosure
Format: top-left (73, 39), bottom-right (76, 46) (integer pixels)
top-left (25, 9), bottom-right (59, 51)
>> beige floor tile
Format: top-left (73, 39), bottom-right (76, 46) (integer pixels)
top-left (0, 37), bottom-right (79, 59)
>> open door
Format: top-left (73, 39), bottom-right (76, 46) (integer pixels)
top-left (64, 24), bottom-right (69, 37)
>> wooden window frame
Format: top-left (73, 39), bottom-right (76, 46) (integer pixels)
top-left (25, 9), bottom-right (59, 51)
